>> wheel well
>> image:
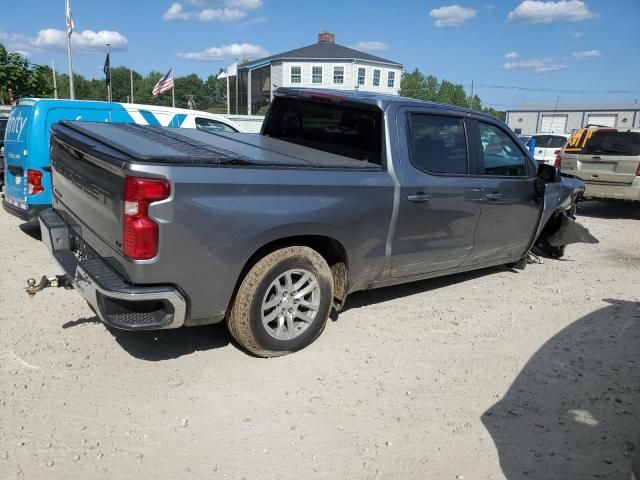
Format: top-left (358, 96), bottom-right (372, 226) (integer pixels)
top-left (229, 235), bottom-right (349, 314)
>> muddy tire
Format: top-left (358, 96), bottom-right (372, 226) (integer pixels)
top-left (228, 246), bottom-right (334, 357)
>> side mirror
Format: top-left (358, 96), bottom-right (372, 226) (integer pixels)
top-left (537, 163), bottom-right (559, 183)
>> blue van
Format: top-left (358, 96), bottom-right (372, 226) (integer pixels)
top-left (2, 99), bottom-right (241, 224)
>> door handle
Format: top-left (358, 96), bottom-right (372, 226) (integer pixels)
top-left (407, 192), bottom-right (431, 203)
top-left (484, 192), bottom-right (504, 201)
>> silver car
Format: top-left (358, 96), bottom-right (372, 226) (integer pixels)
top-left (560, 127), bottom-right (640, 201)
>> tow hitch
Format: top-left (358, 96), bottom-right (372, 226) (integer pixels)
top-left (25, 275), bottom-right (74, 297)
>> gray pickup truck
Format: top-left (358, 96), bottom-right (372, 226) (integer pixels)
top-left (30, 88), bottom-right (595, 356)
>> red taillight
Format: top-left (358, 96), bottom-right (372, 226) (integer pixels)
top-left (553, 150), bottom-right (562, 168)
top-left (636, 162), bottom-right (640, 177)
top-left (27, 169), bottom-right (44, 195)
top-left (123, 176), bottom-right (170, 260)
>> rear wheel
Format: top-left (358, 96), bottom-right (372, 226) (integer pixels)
top-left (228, 246), bottom-right (334, 357)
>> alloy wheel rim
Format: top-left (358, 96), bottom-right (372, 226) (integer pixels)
top-left (261, 269), bottom-right (320, 341)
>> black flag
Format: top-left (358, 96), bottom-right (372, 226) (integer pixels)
top-left (103, 53), bottom-right (110, 84)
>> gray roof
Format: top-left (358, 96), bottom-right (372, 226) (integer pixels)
top-left (508, 102), bottom-right (640, 112)
top-left (241, 42), bottom-right (403, 69)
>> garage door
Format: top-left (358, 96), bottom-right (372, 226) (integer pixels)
top-left (587, 114), bottom-right (617, 128)
top-left (540, 114), bottom-right (568, 133)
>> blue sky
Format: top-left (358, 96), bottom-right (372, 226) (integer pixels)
top-left (1, 0), bottom-right (638, 108)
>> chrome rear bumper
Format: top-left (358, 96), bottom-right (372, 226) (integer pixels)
top-left (38, 208), bottom-right (187, 330)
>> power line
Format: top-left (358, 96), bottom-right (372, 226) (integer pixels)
top-left (472, 83), bottom-right (639, 95)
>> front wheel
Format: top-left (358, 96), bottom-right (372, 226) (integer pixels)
top-left (227, 246), bottom-right (334, 357)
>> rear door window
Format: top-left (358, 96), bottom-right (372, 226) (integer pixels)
top-left (478, 122), bottom-right (528, 176)
top-left (408, 113), bottom-right (468, 174)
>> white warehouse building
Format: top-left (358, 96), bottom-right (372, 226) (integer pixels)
top-left (506, 103), bottom-right (640, 135)
top-left (221, 31), bottom-right (403, 115)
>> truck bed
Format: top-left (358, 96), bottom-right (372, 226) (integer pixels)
top-left (54, 121), bottom-right (382, 170)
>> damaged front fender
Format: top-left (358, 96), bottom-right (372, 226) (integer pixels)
top-left (532, 171), bottom-right (598, 258)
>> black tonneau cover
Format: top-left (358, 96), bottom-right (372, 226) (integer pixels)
top-left (52, 121), bottom-right (381, 170)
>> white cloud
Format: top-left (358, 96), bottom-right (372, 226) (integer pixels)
top-left (33, 29), bottom-right (128, 53)
top-left (573, 49), bottom-right (602, 58)
top-left (568, 30), bottom-right (583, 38)
top-left (239, 16), bottom-right (268, 28)
top-left (0, 31), bottom-right (34, 56)
top-left (429, 5), bottom-right (477, 27)
top-left (197, 8), bottom-right (246, 21)
top-left (177, 43), bottom-right (268, 61)
top-left (163, 3), bottom-right (192, 20)
top-left (351, 41), bottom-right (389, 52)
top-left (503, 58), bottom-right (566, 73)
top-left (507, 1), bottom-right (596, 24)
top-left (190, 0), bottom-right (262, 9)
top-left (163, 1), bottom-right (256, 21)
top-left (504, 51), bottom-right (519, 59)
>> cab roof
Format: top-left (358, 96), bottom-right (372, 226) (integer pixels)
top-left (274, 87), bottom-right (503, 123)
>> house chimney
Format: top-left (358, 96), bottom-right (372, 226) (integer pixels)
top-left (318, 31), bottom-right (335, 44)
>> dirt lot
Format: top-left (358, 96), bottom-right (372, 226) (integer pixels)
top-left (0, 201), bottom-right (638, 480)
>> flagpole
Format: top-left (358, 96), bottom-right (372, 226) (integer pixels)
top-left (106, 44), bottom-right (112, 102)
top-left (52, 61), bottom-right (58, 99)
top-left (65, 0), bottom-right (75, 99)
top-left (171, 68), bottom-right (175, 108)
top-left (130, 68), bottom-right (134, 103)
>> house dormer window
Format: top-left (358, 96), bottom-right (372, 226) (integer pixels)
top-left (291, 66), bottom-right (302, 84)
top-left (333, 66), bottom-right (344, 84)
top-left (312, 66), bottom-right (323, 84)
top-left (373, 69), bottom-right (381, 87)
top-left (387, 71), bottom-right (396, 88)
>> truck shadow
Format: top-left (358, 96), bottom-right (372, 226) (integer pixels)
top-left (577, 200), bottom-right (640, 220)
top-left (482, 298), bottom-right (640, 479)
top-left (336, 266), bottom-right (504, 316)
top-left (105, 321), bottom-right (231, 360)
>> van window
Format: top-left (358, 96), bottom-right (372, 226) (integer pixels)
top-left (263, 96), bottom-right (383, 164)
top-left (195, 117), bottom-right (238, 133)
top-left (582, 130), bottom-right (640, 156)
top-left (478, 122), bottom-right (528, 176)
top-left (408, 114), bottom-right (467, 174)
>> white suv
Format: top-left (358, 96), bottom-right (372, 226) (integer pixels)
top-left (527, 133), bottom-right (570, 165)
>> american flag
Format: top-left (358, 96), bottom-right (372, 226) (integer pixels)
top-left (152, 69), bottom-right (174, 96)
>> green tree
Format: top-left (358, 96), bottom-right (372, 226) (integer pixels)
top-left (0, 44), bottom-right (53, 102)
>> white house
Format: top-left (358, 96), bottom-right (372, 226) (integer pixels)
top-left (222, 32), bottom-right (403, 115)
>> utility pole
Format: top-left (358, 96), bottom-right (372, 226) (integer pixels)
top-left (469, 79), bottom-right (474, 110)
top-left (130, 68), bottom-right (134, 104)
top-left (52, 61), bottom-right (58, 99)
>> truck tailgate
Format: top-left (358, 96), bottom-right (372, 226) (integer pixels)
top-left (50, 127), bottom-right (129, 265)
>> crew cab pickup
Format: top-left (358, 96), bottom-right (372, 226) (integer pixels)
top-left (31, 88), bottom-right (595, 356)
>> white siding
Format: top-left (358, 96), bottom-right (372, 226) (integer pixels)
top-left (278, 60), bottom-right (401, 95)
top-left (508, 109), bottom-right (639, 135)
top-left (271, 62), bottom-right (283, 93)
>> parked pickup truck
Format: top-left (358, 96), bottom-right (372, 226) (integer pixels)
top-left (29, 88), bottom-right (596, 356)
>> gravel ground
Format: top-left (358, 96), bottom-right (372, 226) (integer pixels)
top-left (0, 201), bottom-right (638, 480)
